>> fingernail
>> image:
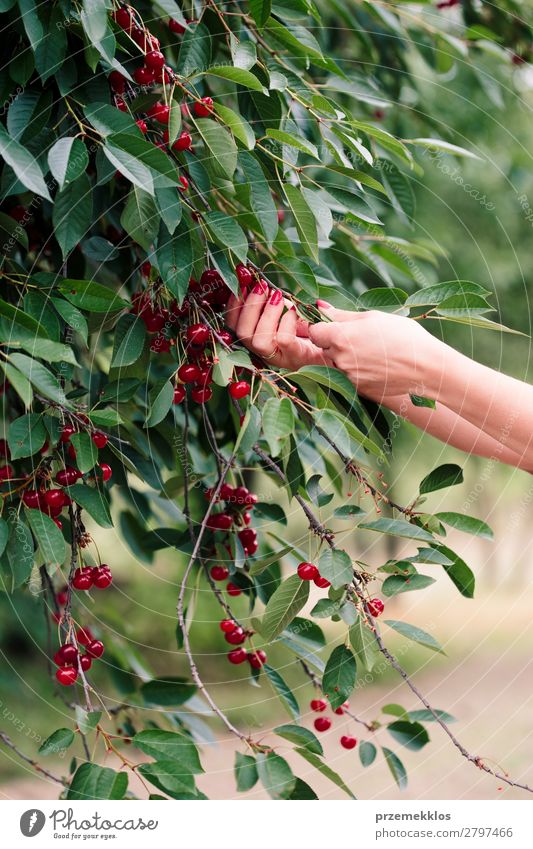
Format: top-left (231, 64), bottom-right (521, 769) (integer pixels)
top-left (316, 299), bottom-right (331, 308)
top-left (289, 305), bottom-right (296, 312)
top-left (252, 281), bottom-right (266, 295)
top-left (269, 288), bottom-right (282, 305)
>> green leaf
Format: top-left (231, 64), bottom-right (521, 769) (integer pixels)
top-left (408, 137), bottom-right (481, 159)
top-left (382, 573), bottom-right (436, 596)
top-left (322, 645), bottom-right (356, 709)
top-left (111, 314), bottom-right (146, 368)
top-left (295, 748), bottom-right (356, 799)
top-left (0, 520), bottom-right (8, 559)
top-left (410, 394), bottom-right (436, 409)
top-left (406, 280), bottom-right (490, 308)
top-left (48, 138), bottom-right (89, 190)
top-left (262, 397), bottom-right (294, 456)
top-left (1, 517), bottom-right (34, 590)
top-left (205, 211), bottom-right (248, 263)
top-left (349, 617), bottom-right (380, 671)
top-left (235, 753), bottom-right (258, 792)
top-left (382, 747), bottom-right (408, 789)
top-left (359, 518), bottom-right (435, 543)
top-left (274, 724), bottom-right (323, 755)
top-left (203, 66), bottom-right (264, 91)
top-left (289, 777), bottom-right (318, 799)
top-left (81, 0), bottom-right (109, 42)
top-left (25, 509), bottom-right (65, 565)
top-left (249, 0), bottom-right (271, 27)
top-left (75, 707), bottom-right (102, 735)
top-left (434, 512), bottom-right (493, 540)
top-left (387, 720), bottom-right (430, 751)
top-left (0, 298), bottom-right (49, 339)
top-left (256, 751), bottom-right (295, 800)
top-left (52, 299), bottom-right (88, 344)
top-left (8, 413), bottom-right (46, 459)
top-left (58, 280), bottom-right (129, 313)
top-left (120, 186), bottom-right (159, 251)
top-left (264, 665), bottom-right (300, 719)
top-left (291, 365), bottom-right (357, 405)
top-left (39, 728), bottom-right (75, 756)
top-left (70, 432), bottom-right (98, 474)
top-left (384, 620), bottom-right (445, 654)
top-left (177, 22), bottom-right (211, 76)
top-left (141, 676), bottom-right (196, 706)
top-left (267, 128), bottom-right (319, 159)
top-left (359, 741), bottom-right (377, 767)
top-left (53, 173), bottom-right (93, 259)
top-left (146, 380), bottom-right (174, 428)
top-left (9, 353), bottom-right (70, 406)
top-left (239, 152), bottom-right (278, 245)
top-left (66, 484), bottom-right (112, 529)
top-left (431, 543), bottom-right (475, 598)
top-left (195, 119), bottom-right (238, 181)
top-left (408, 709), bottom-right (456, 724)
top-left (283, 184), bottom-right (318, 262)
top-left (155, 186), bottom-right (183, 236)
top-left (0, 123), bottom-right (51, 199)
top-left (213, 104), bottom-right (255, 150)
top-left (132, 731), bottom-right (203, 773)
top-left (318, 548), bottom-right (353, 589)
top-left (68, 763), bottom-right (128, 800)
top-left (137, 761), bottom-right (204, 799)
top-left (260, 574), bottom-right (309, 641)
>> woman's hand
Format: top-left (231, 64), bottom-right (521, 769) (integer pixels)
top-left (225, 285), bottom-right (332, 370)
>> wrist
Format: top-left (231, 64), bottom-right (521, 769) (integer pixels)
top-left (418, 338), bottom-right (467, 406)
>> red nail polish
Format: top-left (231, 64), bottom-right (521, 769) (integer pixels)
top-left (316, 299), bottom-right (331, 308)
top-left (269, 289), bottom-right (282, 305)
top-left (252, 281), bottom-right (266, 295)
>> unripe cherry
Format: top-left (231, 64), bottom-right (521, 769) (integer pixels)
top-left (210, 565), bottom-right (229, 581)
top-left (314, 717), bottom-right (331, 732)
top-left (340, 735), bottom-right (357, 750)
top-left (228, 381), bottom-right (250, 400)
top-left (56, 667), bottom-right (78, 686)
top-left (227, 648), bottom-right (247, 664)
top-left (297, 562), bottom-right (319, 581)
top-left (310, 698), bottom-right (327, 712)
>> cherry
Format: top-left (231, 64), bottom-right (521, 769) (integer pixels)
top-left (367, 598), bottom-right (384, 617)
top-left (56, 667), bottom-right (78, 686)
top-left (220, 619), bottom-right (237, 633)
top-left (136, 119), bottom-right (148, 134)
top-left (145, 50), bottom-right (165, 70)
top-left (134, 66), bottom-right (155, 85)
top-left (248, 650), bottom-right (267, 669)
top-left (231, 486), bottom-right (248, 505)
top-left (173, 385), bottom-right (186, 404)
top-left (334, 701), bottom-right (350, 715)
top-left (72, 568), bottom-right (93, 590)
top-left (227, 648), bottom-right (247, 664)
top-left (143, 310), bottom-right (166, 332)
top-left (225, 627), bottom-right (246, 645)
top-left (44, 489), bottom-right (67, 511)
top-left (92, 431), bottom-right (108, 449)
top-left (114, 7), bottom-right (133, 30)
top-left (314, 575), bottom-right (331, 589)
top-left (207, 513), bottom-right (233, 531)
top-left (242, 511), bottom-right (252, 526)
top-left (186, 323), bottom-right (210, 346)
top-left (277, 209), bottom-right (285, 224)
top-left (60, 424), bottom-right (76, 443)
top-left (218, 330), bottom-right (233, 347)
top-left (238, 528), bottom-right (257, 556)
top-left (191, 386), bottom-right (212, 404)
top-left (141, 261), bottom-right (151, 276)
top-left (55, 466), bottom-right (82, 486)
top-left (236, 264), bottom-right (254, 290)
top-left (109, 71), bottom-right (125, 93)
top-left (219, 483), bottom-right (234, 500)
top-left (210, 565), bottom-right (229, 581)
top-left (76, 627), bottom-right (94, 645)
top-left (54, 518), bottom-right (63, 530)
top-left (310, 698), bottom-right (327, 712)
top-left (56, 588), bottom-right (68, 607)
top-left (115, 97), bottom-right (127, 112)
top-left (173, 131), bottom-right (192, 151)
top-left (229, 381), bottom-right (251, 400)
top-left (92, 567), bottom-right (113, 589)
top-left (22, 489), bottom-right (41, 509)
top-left (179, 175), bottom-right (189, 192)
top-left (86, 639), bottom-right (105, 658)
top-left (99, 463), bottom-right (113, 482)
top-left (200, 268), bottom-right (223, 291)
top-left (196, 366), bottom-right (212, 387)
top-left (156, 65), bottom-right (173, 85)
top-left (227, 582), bottom-right (242, 597)
top-left (147, 102), bottom-right (170, 124)
top-left (169, 18), bottom-right (186, 34)
top-left (194, 97), bottom-right (214, 117)
top-left (55, 644), bottom-right (78, 665)
top-left (178, 363), bottom-right (201, 384)
top-left (340, 735), bottom-right (357, 750)
top-left (79, 655), bottom-right (92, 672)
top-left (314, 717), bottom-right (332, 733)
top-left (298, 562), bottom-right (319, 581)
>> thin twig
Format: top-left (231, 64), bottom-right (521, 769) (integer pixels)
top-left (0, 732), bottom-right (65, 786)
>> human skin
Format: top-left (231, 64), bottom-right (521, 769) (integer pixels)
top-left (225, 290), bottom-right (533, 472)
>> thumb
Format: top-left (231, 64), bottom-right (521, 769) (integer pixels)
top-left (316, 299), bottom-right (358, 323)
top-left (308, 320), bottom-right (337, 349)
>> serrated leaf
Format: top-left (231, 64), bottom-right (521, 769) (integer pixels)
top-left (195, 119), bottom-right (237, 181)
top-left (419, 464), bottom-right (463, 495)
top-left (39, 728), bottom-right (75, 756)
top-left (274, 724), bottom-right (323, 755)
top-left (261, 574), bottom-right (309, 641)
top-left (322, 644), bottom-right (356, 709)
top-left (67, 763), bottom-right (128, 800)
top-left (283, 184), bottom-right (318, 261)
top-left (384, 620), bottom-right (445, 654)
top-left (349, 617), bottom-right (380, 671)
top-left (205, 211), bottom-right (248, 262)
top-left (318, 548), bottom-right (352, 589)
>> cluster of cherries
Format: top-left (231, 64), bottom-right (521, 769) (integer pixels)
top-left (219, 618), bottom-right (267, 669)
top-left (310, 698), bottom-right (358, 750)
top-left (54, 626), bottom-right (105, 686)
top-left (72, 563), bottom-right (112, 591)
top-left (297, 561), bottom-right (331, 590)
top-left (206, 482), bottom-right (258, 568)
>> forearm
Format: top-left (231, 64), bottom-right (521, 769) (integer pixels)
top-left (384, 394), bottom-right (533, 471)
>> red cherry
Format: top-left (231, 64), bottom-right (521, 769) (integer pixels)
top-left (114, 7), bottom-right (133, 30)
top-left (115, 97), bottom-right (127, 112)
top-left (55, 644), bottom-right (78, 665)
top-left (191, 386), bottom-right (212, 404)
top-left (72, 569), bottom-right (93, 591)
top-left (314, 717), bottom-right (331, 732)
top-left (200, 268), bottom-right (223, 291)
top-left (229, 381), bottom-right (250, 400)
top-left (340, 735), bottom-right (357, 750)
top-left (194, 96), bottom-right (214, 117)
top-left (134, 66), bottom-right (155, 85)
top-left (248, 650), bottom-right (267, 669)
top-left (54, 518), bottom-right (63, 530)
top-left (186, 323), bottom-right (210, 346)
top-left (225, 627), bottom-right (246, 645)
top-left (238, 529), bottom-right (257, 554)
top-left (236, 264), bottom-right (254, 290)
top-left (147, 102), bottom-right (170, 124)
top-left (207, 513), bottom-right (233, 531)
top-left (143, 310), bottom-right (166, 332)
top-left (56, 588), bottom-right (68, 607)
top-left (169, 18), bottom-right (186, 34)
top-left (93, 568), bottom-right (113, 589)
top-left (219, 483), bottom-right (234, 500)
top-left (59, 424), bottom-right (76, 443)
top-left (22, 489), bottom-right (41, 509)
top-left (76, 627), bottom-right (93, 645)
top-left (56, 667), bottom-right (78, 686)
top-left (227, 582), bottom-right (242, 597)
top-left (196, 366), bottom-right (212, 387)
top-left (98, 463), bottom-right (113, 482)
top-left (367, 598), bottom-right (384, 617)
top-left (44, 489), bottom-right (66, 510)
top-left (227, 648), bottom-right (247, 664)
top-left (173, 131), bottom-right (192, 151)
top-left (277, 209), bottom-right (285, 224)
top-left (220, 619), bottom-right (237, 633)
top-left (334, 701), bottom-right (350, 715)
top-left (109, 71), bottom-right (126, 93)
top-left (242, 511), bottom-right (251, 526)
top-left (179, 175), bottom-right (189, 192)
top-left (136, 119), bottom-right (148, 133)
top-left (173, 385), bottom-right (186, 404)
top-left (145, 50), bottom-right (165, 70)
top-left (297, 562), bottom-right (319, 581)
top-left (314, 575), bottom-right (331, 589)
top-left (79, 655), bottom-right (92, 672)
top-left (310, 698), bottom-right (327, 712)
top-left (86, 639), bottom-right (105, 659)
top-left (210, 565), bottom-right (229, 581)
top-left (218, 330), bottom-right (233, 347)
top-left (141, 261), bottom-right (151, 276)
top-left (55, 466), bottom-right (82, 486)
top-left (178, 363), bottom-right (201, 384)
top-left (92, 431), bottom-right (108, 449)
top-left (231, 486), bottom-right (248, 506)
